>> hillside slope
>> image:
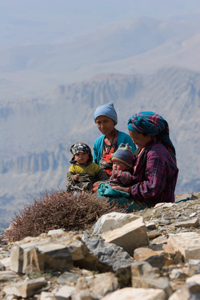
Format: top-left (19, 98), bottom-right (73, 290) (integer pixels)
top-left (0, 67), bottom-right (200, 228)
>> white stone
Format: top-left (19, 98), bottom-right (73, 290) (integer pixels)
top-left (101, 216), bottom-right (149, 256)
top-left (55, 285), bottom-right (75, 299)
top-left (168, 232), bottom-right (200, 261)
top-left (40, 291), bottom-right (56, 300)
top-left (86, 273), bottom-right (119, 299)
top-left (10, 240), bottom-right (50, 273)
top-left (71, 289), bottom-right (92, 300)
top-left (0, 257), bottom-right (11, 268)
top-left (60, 238), bottom-right (88, 261)
top-left (132, 275), bottom-right (172, 297)
top-left (10, 244), bottom-right (24, 273)
top-left (36, 242), bottom-right (73, 272)
top-left (190, 212), bottom-right (197, 218)
top-left (3, 277), bottom-right (47, 297)
top-left (168, 278), bottom-right (200, 300)
top-left (101, 287), bottom-right (166, 300)
top-left (47, 229), bottom-right (65, 236)
top-left (169, 269), bottom-right (186, 280)
top-left (23, 246), bottom-right (40, 273)
top-left (0, 271), bottom-right (19, 281)
top-left (174, 217), bottom-right (199, 228)
top-left (186, 274), bottom-right (200, 284)
top-left (10, 238), bottom-right (75, 275)
top-left (5, 296), bottom-right (16, 300)
top-left (168, 287), bottom-right (189, 300)
top-left (154, 202), bottom-right (176, 209)
top-left (36, 242), bottom-right (70, 253)
top-left (93, 212), bottom-right (140, 234)
top-left (73, 272), bottom-right (119, 300)
top-left (145, 221), bottom-right (156, 230)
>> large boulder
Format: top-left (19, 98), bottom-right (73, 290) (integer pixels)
top-left (101, 216), bottom-right (149, 256)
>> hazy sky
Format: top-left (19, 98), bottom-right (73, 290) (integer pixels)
top-left (1, 0), bottom-right (200, 46)
top-left (0, 0), bottom-right (199, 99)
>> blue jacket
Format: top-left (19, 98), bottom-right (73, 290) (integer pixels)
top-left (93, 130), bottom-right (136, 165)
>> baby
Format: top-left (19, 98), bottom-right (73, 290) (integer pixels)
top-left (67, 142), bottom-right (108, 192)
top-left (109, 143), bottom-right (135, 187)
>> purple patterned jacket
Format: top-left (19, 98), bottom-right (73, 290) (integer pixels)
top-left (129, 141), bottom-right (178, 206)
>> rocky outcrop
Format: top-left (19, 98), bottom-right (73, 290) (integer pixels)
top-left (0, 193), bottom-right (200, 299)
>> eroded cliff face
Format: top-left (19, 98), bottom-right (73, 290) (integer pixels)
top-left (0, 147), bottom-right (67, 174)
top-left (0, 67), bottom-right (200, 228)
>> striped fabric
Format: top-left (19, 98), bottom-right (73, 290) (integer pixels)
top-left (109, 169), bottom-right (133, 187)
top-left (130, 141), bottom-right (178, 205)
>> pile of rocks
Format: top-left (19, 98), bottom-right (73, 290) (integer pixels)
top-left (0, 192), bottom-right (200, 300)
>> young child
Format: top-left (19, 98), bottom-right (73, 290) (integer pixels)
top-left (66, 142), bottom-right (109, 192)
top-left (109, 143), bottom-right (135, 187)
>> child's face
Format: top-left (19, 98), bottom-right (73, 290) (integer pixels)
top-left (74, 152), bottom-right (89, 165)
top-left (112, 160), bottom-right (129, 171)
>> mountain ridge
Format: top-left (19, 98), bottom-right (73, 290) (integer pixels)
top-left (1, 16), bottom-right (200, 100)
top-left (0, 67), bottom-right (199, 229)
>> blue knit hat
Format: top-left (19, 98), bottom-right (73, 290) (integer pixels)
top-left (94, 103), bottom-right (118, 125)
top-left (112, 143), bottom-right (134, 168)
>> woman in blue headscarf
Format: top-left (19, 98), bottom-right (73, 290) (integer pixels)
top-left (112, 111), bottom-right (179, 208)
top-left (93, 103), bottom-right (136, 177)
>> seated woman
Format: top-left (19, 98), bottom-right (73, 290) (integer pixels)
top-left (93, 103), bottom-right (136, 177)
top-left (112, 111), bottom-right (179, 209)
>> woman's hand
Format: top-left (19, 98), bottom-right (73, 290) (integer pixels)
top-left (112, 185), bottom-right (128, 193)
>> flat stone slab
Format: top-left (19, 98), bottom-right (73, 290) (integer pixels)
top-left (151, 235), bottom-right (168, 245)
top-left (132, 276), bottom-right (172, 297)
top-left (187, 259), bottom-right (200, 276)
top-left (40, 291), bottom-right (55, 300)
top-left (145, 221), bottom-right (156, 230)
top-left (3, 277), bottom-right (47, 298)
top-left (0, 257), bottom-right (11, 268)
top-left (47, 229), bottom-right (65, 236)
top-left (186, 274), bottom-right (200, 284)
top-left (154, 203), bottom-right (176, 209)
top-left (147, 231), bottom-right (161, 240)
top-left (55, 285), bottom-right (75, 299)
top-left (174, 217), bottom-right (199, 228)
top-left (36, 242), bottom-right (73, 272)
top-left (101, 287), bottom-right (166, 300)
top-left (134, 244), bottom-right (182, 266)
top-left (101, 216), bottom-right (149, 256)
top-left (0, 271), bottom-right (19, 281)
top-left (73, 272), bottom-right (119, 300)
top-left (93, 212), bottom-right (140, 234)
top-left (169, 274), bottom-right (200, 300)
top-left (168, 232), bottom-right (200, 261)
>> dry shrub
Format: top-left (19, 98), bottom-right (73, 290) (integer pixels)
top-left (5, 190), bottom-right (125, 242)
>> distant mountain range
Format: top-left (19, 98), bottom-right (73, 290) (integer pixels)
top-left (0, 66), bottom-right (199, 229)
top-left (1, 17), bottom-right (200, 100)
